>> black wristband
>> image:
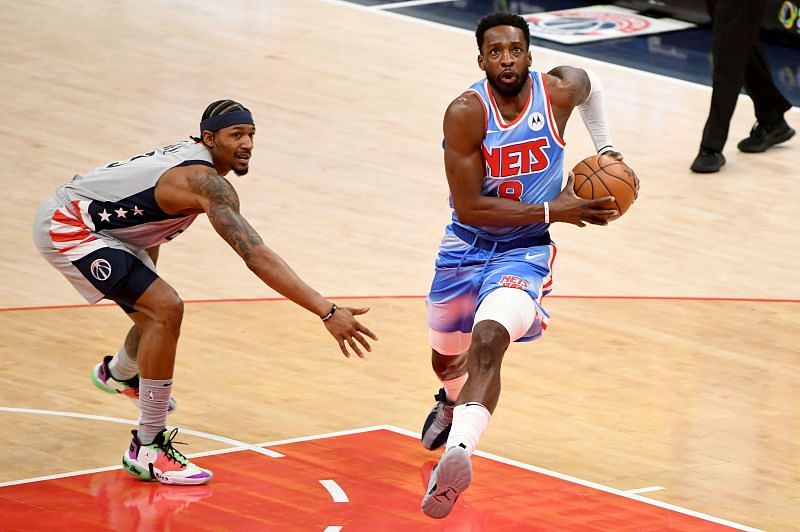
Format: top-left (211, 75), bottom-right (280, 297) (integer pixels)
top-left (321, 303), bottom-right (337, 321)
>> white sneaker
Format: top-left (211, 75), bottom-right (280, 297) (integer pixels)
top-left (123, 428), bottom-right (212, 485)
top-left (421, 444), bottom-right (472, 519)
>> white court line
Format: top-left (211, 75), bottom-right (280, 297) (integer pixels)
top-left (0, 465), bottom-right (126, 488)
top-left (254, 424), bottom-right (396, 447)
top-left (0, 420), bottom-right (394, 487)
top-left (627, 485), bottom-right (666, 494)
top-left (0, 444), bottom-right (260, 488)
top-left (378, 425), bottom-right (761, 532)
top-left (373, 0), bottom-right (452, 10)
top-left (0, 406), bottom-right (284, 457)
top-left (0, 417), bottom-right (762, 531)
top-left (321, 0), bottom-right (800, 112)
top-left (323, 527), bottom-right (343, 532)
top-left (319, 479), bottom-right (350, 503)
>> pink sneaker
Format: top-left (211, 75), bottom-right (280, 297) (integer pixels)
top-left (123, 428), bottom-right (212, 485)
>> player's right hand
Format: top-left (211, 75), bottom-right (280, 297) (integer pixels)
top-left (322, 306), bottom-right (378, 358)
top-left (550, 172), bottom-right (618, 227)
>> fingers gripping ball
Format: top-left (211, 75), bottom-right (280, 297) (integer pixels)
top-left (572, 154), bottom-right (639, 219)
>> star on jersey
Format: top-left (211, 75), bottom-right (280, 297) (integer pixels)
top-left (99, 209), bottom-right (112, 222)
top-left (114, 207), bottom-right (128, 219)
top-left (133, 205), bottom-right (144, 216)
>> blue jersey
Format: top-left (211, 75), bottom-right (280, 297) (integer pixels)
top-left (451, 70), bottom-right (565, 241)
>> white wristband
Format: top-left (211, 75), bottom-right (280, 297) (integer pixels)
top-left (543, 201), bottom-right (550, 224)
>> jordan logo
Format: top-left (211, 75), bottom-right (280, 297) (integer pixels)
top-left (433, 487), bottom-right (458, 502)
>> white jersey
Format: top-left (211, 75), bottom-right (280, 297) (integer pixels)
top-left (53, 140), bottom-right (213, 251)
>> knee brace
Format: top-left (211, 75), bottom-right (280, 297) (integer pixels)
top-left (473, 288), bottom-right (538, 342)
top-left (429, 329), bottom-right (471, 356)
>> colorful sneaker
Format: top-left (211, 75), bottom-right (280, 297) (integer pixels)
top-left (123, 428), bottom-right (213, 485)
top-left (421, 388), bottom-right (454, 450)
top-left (92, 355), bottom-right (177, 413)
top-left (421, 444), bottom-right (472, 519)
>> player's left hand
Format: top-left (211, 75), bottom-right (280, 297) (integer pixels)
top-left (601, 151), bottom-right (639, 198)
top-left (602, 150), bottom-right (624, 161)
top-left (323, 306), bottom-right (378, 358)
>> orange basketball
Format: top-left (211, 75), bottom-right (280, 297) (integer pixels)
top-left (572, 154), bottom-right (639, 219)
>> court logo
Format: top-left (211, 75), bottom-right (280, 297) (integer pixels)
top-left (528, 112), bottom-right (545, 131)
top-left (90, 258), bottom-right (112, 281)
top-left (499, 275), bottom-right (529, 290)
top-left (526, 10), bottom-right (649, 36)
top-left (522, 6), bottom-right (694, 44)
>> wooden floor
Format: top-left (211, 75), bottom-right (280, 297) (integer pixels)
top-left (0, 0), bottom-right (798, 530)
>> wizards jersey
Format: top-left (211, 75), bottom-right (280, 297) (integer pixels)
top-left (452, 70), bottom-right (565, 240)
top-left (52, 140), bottom-right (213, 253)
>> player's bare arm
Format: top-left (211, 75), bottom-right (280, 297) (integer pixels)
top-left (545, 66), bottom-right (590, 117)
top-left (445, 93), bottom-right (616, 228)
top-left (158, 166), bottom-right (377, 357)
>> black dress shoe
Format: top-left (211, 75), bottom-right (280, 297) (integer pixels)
top-left (690, 149), bottom-right (726, 173)
top-left (737, 119), bottom-right (796, 153)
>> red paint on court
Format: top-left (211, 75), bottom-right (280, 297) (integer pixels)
top-left (0, 429), bottom-right (740, 530)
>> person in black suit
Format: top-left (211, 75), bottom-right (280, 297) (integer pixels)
top-left (691, 0), bottom-right (795, 173)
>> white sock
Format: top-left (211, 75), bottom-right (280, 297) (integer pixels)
top-left (108, 346), bottom-right (139, 381)
top-left (442, 373), bottom-right (469, 403)
top-left (138, 378), bottom-right (172, 445)
top-left (445, 402), bottom-right (491, 455)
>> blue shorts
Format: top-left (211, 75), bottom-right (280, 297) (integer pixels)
top-left (426, 225), bottom-right (557, 342)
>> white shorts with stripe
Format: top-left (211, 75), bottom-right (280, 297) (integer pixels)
top-left (32, 194), bottom-right (156, 305)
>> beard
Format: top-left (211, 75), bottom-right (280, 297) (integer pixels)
top-left (232, 165), bottom-right (249, 176)
top-left (488, 72), bottom-right (527, 98)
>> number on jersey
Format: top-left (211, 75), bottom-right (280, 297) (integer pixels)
top-left (498, 180), bottom-right (523, 201)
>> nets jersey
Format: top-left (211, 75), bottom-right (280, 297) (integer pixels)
top-left (452, 70), bottom-right (565, 240)
top-left (54, 140), bottom-right (214, 251)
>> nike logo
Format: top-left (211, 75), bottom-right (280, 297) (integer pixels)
top-left (525, 252), bottom-right (543, 260)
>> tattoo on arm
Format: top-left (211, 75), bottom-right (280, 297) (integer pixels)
top-left (187, 173), bottom-right (264, 261)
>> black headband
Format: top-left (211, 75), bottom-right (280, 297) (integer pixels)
top-left (199, 110), bottom-right (254, 136)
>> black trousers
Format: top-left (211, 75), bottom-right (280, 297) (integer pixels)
top-left (700, 0), bottom-right (792, 151)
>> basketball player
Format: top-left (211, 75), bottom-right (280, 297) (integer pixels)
top-left (420, 13), bottom-right (623, 518)
top-left (32, 100), bottom-right (377, 485)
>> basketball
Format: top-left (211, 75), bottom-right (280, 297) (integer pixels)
top-left (572, 154), bottom-right (639, 219)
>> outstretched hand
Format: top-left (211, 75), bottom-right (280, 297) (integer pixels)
top-left (323, 306), bottom-right (378, 358)
top-left (550, 172), bottom-right (619, 227)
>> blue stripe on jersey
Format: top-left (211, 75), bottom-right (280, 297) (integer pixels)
top-left (451, 70), bottom-right (564, 242)
top-left (88, 187), bottom-right (182, 230)
top-left (87, 157), bottom-right (211, 230)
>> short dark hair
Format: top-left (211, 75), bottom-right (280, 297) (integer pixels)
top-left (192, 99), bottom-right (250, 141)
top-left (475, 12), bottom-right (531, 52)
top-left (201, 99), bottom-right (250, 121)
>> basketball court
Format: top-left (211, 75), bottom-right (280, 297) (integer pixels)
top-left (1, 0), bottom-right (798, 530)
top-left (0, 425), bottom-right (755, 530)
